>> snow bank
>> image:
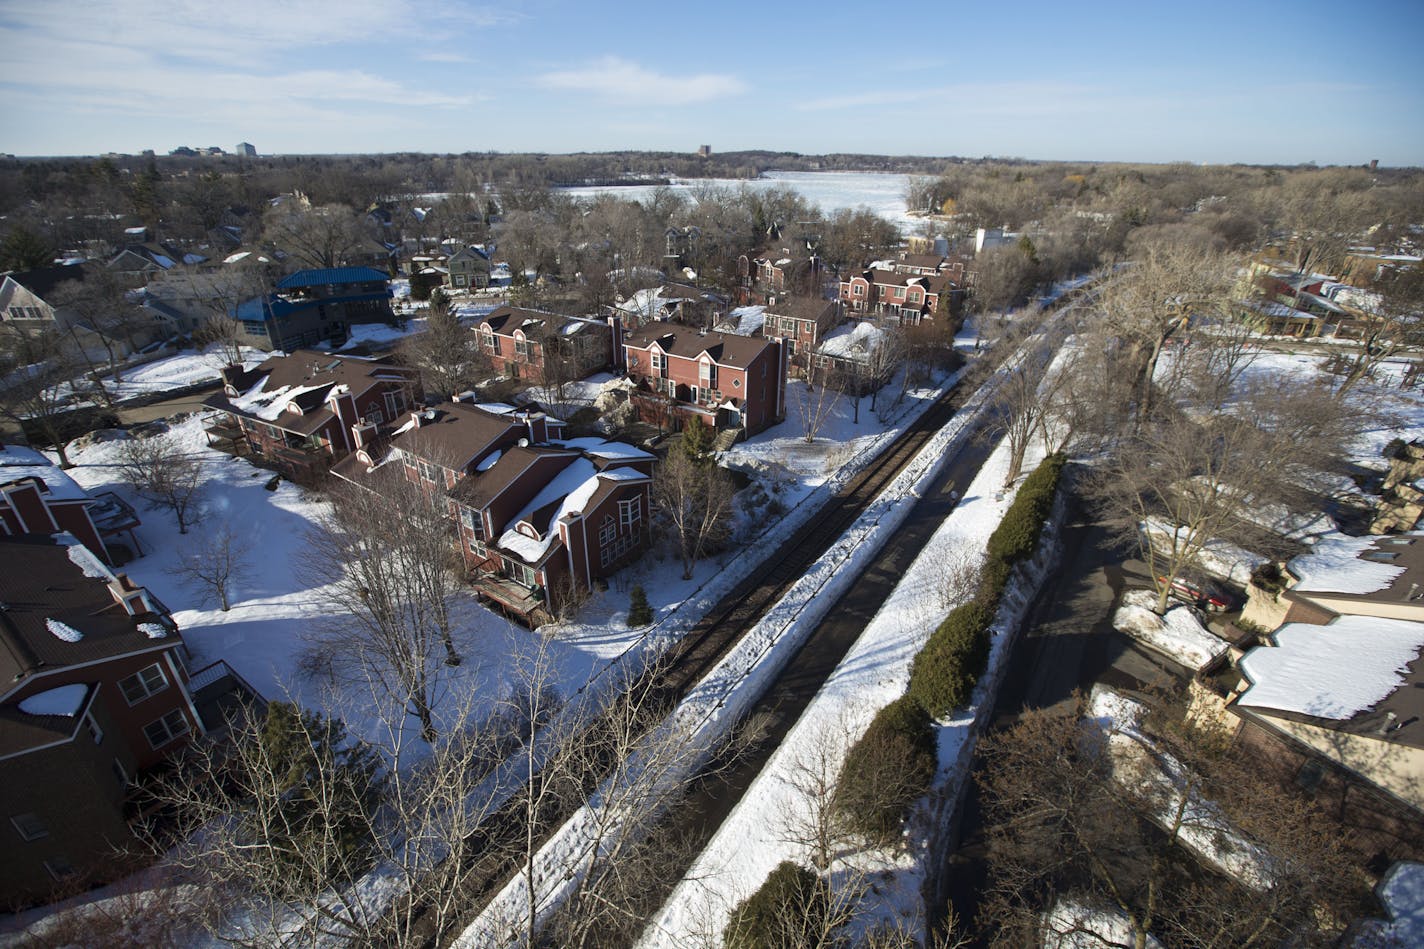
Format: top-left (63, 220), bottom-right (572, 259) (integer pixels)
top-left (1355, 861), bottom-right (1424, 948)
top-left (1140, 517), bottom-right (1264, 586)
top-left (1113, 589), bottom-right (1228, 672)
top-left (1237, 616), bottom-right (1424, 719)
top-left (1044, 898), bottom-right (1164, 949)
top-left (1088, 687), bottom-right (1276, 892)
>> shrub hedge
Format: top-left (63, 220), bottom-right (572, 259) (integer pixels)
top-left (834, 696), bottom-right (937, 844)
top-left (723, 861), bottom-right (830, 948)
top-left (907, 454), bottom-right (1065, 718)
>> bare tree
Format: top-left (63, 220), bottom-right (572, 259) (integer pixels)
top-left (119, 432), bottom-right (204, 534)
top-left (261, 202), bottom-right (370, 270)
top-left (300, 470), bottom-right (464, 742)
top-left (652, 449), bottom-right (735, 580)
top-left (798, 362), bottom-right (843, 444)
top-left (177, 523), bottom-right (250, 611)
top-left (147, 683), bottom-right (513, 949)
top-left (975, 690), bottom-right (1365, 949)
top-left (48, 268), bottom-right (151, 383)
top-left (0, 328), bottom-right (106, 468)
top-left (1331, 265), bottom-right (1424, 398)
top-left (988, 340), bottom-right (1057, 487)
top-left (398, 288), bottom-right (485, 400)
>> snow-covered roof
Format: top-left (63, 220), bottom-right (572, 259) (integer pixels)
top-left (0, 445), bottom-right (93, 502)
top-left (498, 458), bottom-right (600, 563)
top-left (1289, 531), bottom-right (1410, 595)
top-left (817, 320), bottom-right (884, 360)
top-left (1357, 862), bottom-right (1424, 948)
top-left (716, 305), bottom-right (765, 336)
top-left (17, 683), bottom-right (89, 717)
top-left (1237, 615), bottom-right (1424, 720)
top-left (551, 437), bottom-right (654, 461)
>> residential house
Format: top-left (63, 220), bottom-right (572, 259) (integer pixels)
top-left (1239, 531), bottom-right (1424, 632)
top-left (890, 252), bottom-right (969, 285)
top-left (472, 306), bottom-right (623, 383)
top-left (408, 255), bottom-right (449, 299)
top-left (105, 242), bottom-right (204, 283)
top-left (232, 266), bottom-right (395, 351)
top-left (1373, 441), bottom-right (1424, 534)
top-left (333, 399), bottom-right (654, 625)
top-left (0, 534), bottom-right (214, 905)
top-left (623, 325), bottom-right (787, 439)
top-left (838, 268), bottom-right (955, 325)
top-left (1227, 615), bottom-right (1424, 851)
top-left (0, 264), bottom-right (160, 359)
top-left (615, 283), bottom-right (726, 330)
top-left (448, 245), bottom-right (493, 290)
top-left (1, 443), bottom-right (141, 564)
top-left (202, 349), bottom-right (423, 483)
top-left (762, 298), bottom-right (842, 371)
top-left (809, 321), bottom-right (889, 395)
top-left (752, 252), bottom-right (823, 296)
top-left (1222, 531), bottom-right (1424, 851)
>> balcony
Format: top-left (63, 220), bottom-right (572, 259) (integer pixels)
top-left (202, 413), bottom-right (248, 456)
top-left (470, 573), bottom-right (551, 626)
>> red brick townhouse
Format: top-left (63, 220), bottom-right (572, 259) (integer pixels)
top-left (623, 325), bottom-right (787, 439)
top-left (203, 350), bottom-right (423, 483)
top-left (1, 443), bottom-right (141, 564)
top-left (0, 534), bottom-right (206, 905)
top-left (838, 268), bottom-right (958, 325)
top-left (471, 306), bottom-right (624, 382)
top-left (332, 398), bottom-right (654, 626)
top-left (761, 298), bottom-right (843, 372)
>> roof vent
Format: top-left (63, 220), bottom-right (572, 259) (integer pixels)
top-left (517, 438), bottom-right (530, 448)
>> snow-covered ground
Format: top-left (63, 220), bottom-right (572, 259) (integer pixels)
top-left (1140, 517), bottom-right (1265, 586)
top-left (1112, 589), bottom-right (1229, 672)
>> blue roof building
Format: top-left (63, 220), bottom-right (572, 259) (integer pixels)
top-left (233, 267), bottom-right (394, 351)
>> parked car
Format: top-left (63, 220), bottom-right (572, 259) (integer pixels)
top-left (1159, 575), bottom-right (1239, 613)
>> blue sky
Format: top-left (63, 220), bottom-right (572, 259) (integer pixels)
top-left (1, 0), bottom-right (1420, 165)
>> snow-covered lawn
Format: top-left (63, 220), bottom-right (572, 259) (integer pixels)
top-left (1112, 589), bottom-right (1229, 672)
top-left (1140, 517), bottom-right (1265, 586)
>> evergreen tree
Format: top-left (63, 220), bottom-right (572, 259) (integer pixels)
top-left (626, 585), bottom-right (653, 627)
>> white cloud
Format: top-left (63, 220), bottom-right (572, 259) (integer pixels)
top-left (536, 56), bottom-right (746, 105)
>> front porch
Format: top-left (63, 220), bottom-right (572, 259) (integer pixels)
top-left (202, 412), bottom-right (249, 456)
top-left (470, 573), bottom-right (553, 628)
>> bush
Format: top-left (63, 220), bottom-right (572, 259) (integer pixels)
top-left (834, 696), bottom-right (936, 844)
top-left (908, 600), bottom-right (996, 716)
top-left (723, 861), bottom-right (831, 949)
top-left (986, 453), bottom-right (1064, 567)
top-left (626, 585), bottom-right (653, 627)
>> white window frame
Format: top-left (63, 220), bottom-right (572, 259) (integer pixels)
top-left (618, 496), bottom-right (642, 530)
top-left (143, 709), bottom-right (191, 749)
top-left (119, 663), bottom-right (168, 705)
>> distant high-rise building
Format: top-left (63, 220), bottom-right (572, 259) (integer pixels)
top-left (237, 142), bottom-right (257, 158)
top-left (697, 144), bottom-right (711, 158)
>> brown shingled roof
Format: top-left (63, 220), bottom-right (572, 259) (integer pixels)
top-left (0, 536), bottom-right (176, 695)
top-left (390, 402), bottom-right (526, 470)
top-left (624, 325), bottom-right (774, 369)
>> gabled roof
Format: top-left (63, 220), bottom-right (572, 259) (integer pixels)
top-left (211, 350), bottom-right (415, 432)
top-left (0, 535), bottom-right (175, 695)
top-left (476, 305), bottom-right (602, 338)
top-left (0, 443), bottom-right (92, 502)
top-left (2, 262), bottom-right (95, 302)
top-left (388, 402), bottom-right (526, 470)
top-left (624, 324), bottom-right (774, 369)
top-left (275, 267), bottom-right (391, 289)
top-left (452, 444), bottom-right (577, 510)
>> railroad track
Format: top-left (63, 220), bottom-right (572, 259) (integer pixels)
top-left (387, 281), bottom-right (1102, 947)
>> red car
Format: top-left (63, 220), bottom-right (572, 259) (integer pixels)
top-left (1159, 575), bottom-right (1237, 612)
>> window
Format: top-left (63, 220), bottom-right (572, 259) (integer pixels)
top-left (651, 351), bottom-right (667, 374)
top-left (689, 385), bottom-right (700, 404)
top-left (241, 319), bottom-right (266, 335)
top-left (852, 285), bottom-right (864, 296)
top-left (10, 813), bottom-right (48, 841)
top-left (599, 517), bottom-right (617, 548)
top-left (417, 459), bottom-right (441, 483)
top-left (514, 337), bottom-right (529, 358)
top-left (618, 496), bottom-right (642, 530)
top-left (600, 530), bottom-right (638, 568)
top-left (504, 559), bottom-right (537, 589)
top-left (363, 407), bottom-right (384, 426)
top-left (143, 709), bottom-right (191, 749)
top-left (44, 857), bottom-right (76, 881)
top-left (118, 663), bottom-right (168, 705)
top-left (665, 378), bottom-right (677, 398)
top-left (732, 378), bottom-right (741, 389)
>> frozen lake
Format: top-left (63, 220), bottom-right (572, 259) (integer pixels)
top-left (558, 170), bottom-right (922, 232)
